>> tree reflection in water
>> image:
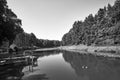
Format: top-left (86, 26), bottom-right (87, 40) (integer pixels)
top-left (4, 50), bottom-right (120, 80)
top-left (0, 64), bottom-right (24, 80)
top-left (22, 73), bottom-right (48, 80)
top-left (22, 50), bottom-right (61, 80)
top-left (62, 51), bottom-right (120, 80)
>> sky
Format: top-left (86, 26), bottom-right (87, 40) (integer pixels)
top-left (7, 0), bottom-right (115, 40)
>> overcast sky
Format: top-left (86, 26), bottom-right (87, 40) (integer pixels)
top-left (7, 0), bottom-right (115, 40)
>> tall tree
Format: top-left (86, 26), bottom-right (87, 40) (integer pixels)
top-left (62, 0), bottom-right (120, 46)
top-left (0, 0), bottom-right (23, 46)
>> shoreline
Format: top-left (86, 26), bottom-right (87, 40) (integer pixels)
top-left (1, 45), bottom-right (120, 59)
top-left (58, 45), bottom-right (120, 58)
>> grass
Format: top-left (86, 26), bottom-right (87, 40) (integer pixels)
top-left (58, 45), bottom-right (120, 58)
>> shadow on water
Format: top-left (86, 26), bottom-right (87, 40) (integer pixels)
top-left (0, 50), bottom-right (60, 80)
top-left (21, 51), bottom-right (60, 80)
top-left (22, 50), bottom-right (120, 80)
top-left (62, 51), bottom-right (120, 80)
top-left (2, 50), bottom-right (120, 80)
top-left (0, 64), bottom-right (24, 80)
top-left (22, 74), bottom-right (48, 80)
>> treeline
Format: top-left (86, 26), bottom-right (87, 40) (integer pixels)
top-left (0, 0), bottom-right (23, 46)
top-left (35, 39), bottom-right (60, 48)
top-left (14, 32), bottom-right (61, 48)
top-left (62, 0), bottom-right (120, 46)
top-left (0, 0), bottom-right (60, 48)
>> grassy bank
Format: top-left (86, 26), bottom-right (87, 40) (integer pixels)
top-left (58, 45), bottom-right (120, 58)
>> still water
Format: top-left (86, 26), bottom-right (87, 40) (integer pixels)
top-left (21, 51), bottom-right (120, 80)
top-left (1, 51), bottom-right (120, 80)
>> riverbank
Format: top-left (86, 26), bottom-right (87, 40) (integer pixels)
top-left (58, 45), bottom-right (120, 58)
top-left (34, 47), bottom-right (58, 52)
top-left (1, 45), bottom-right (120, 59)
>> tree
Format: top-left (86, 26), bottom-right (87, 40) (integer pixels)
top-left (0, 0), bottom-right (23, 46)
top-left (62, 0), bottom-right (120, 46)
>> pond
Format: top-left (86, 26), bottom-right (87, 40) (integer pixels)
top-left (1, 50), bottom-right (120, 80)
top-left (22, 51), bottom-right (120, 80)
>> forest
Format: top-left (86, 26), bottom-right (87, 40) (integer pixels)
top-left (0, 0), bottom-right (23, 45)
top-left (14, 32), bottom-right (61, 48)
top-left (0, 0), bottom-right (60, 49)
top-left (1, 0), bottom-right (120, 49)
top-left (62, 0), bottom-right (120, 46)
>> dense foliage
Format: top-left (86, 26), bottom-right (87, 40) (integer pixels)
top-left (14, 32), bottom-right (61, 48)
top-left (0, 0), bottom-right (23, 46)
top-left (35, 39), bottom-right (61, 48)
top-left (0, 0), bottom-right (60, 48)
top-left (62, 0), bottom-right (120, 46)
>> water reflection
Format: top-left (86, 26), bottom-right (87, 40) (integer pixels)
top-left (33, 50), bottom-right (60, 58)
top-left (22, 73), bottom-right (48, 80)
top-left (0, 52), bottom-right (39, 80)
top-left (22, 51), bottom-right (60, 80)
top-left (63, 51), bottom-right (120, 80)
top-left (23, 51), bottom-right (78, 80)
top-left (2, 50), bottom-right (120, 80)
top-left (0, 64), bottom-right (24, 80)
top-left (23, 51), bottom-right (120, 80)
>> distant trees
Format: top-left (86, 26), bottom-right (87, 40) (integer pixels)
top-left (0, 0), bottom-right (60, 48)
top-left (14, 32), bottom-right (61, 48)
top-left (0, 0), bottom-right (23, 46)
top-left (35, 39), bottom-right (61, 48)
top-left (14, 32), bottom-right (35, 47)
top-left (62, 0), bottom-right (120, 46)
